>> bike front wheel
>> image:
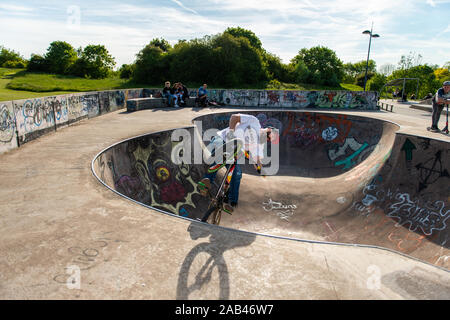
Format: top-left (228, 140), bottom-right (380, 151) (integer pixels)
top-left (211, 208), bottom-right (222, 225)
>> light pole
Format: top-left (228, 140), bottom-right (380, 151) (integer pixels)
top-left (362, 23), bottom-right (380, 91)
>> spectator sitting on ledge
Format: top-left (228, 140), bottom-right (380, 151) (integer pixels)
top-left (162, 81), bottom-right (174, 107)
top-left (197, 83), bottom-right (208, 107)
top-left (179, 82), bottom-right (189, 107)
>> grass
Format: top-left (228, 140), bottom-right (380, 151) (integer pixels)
top-left (0, 68), bottom-right (71, 101)
top-left (0, 68), bottom-right (148, 102)
top-left (0, 67), bottom-right (365, 102)
top-left (266, 81), bottom-right (364, 91)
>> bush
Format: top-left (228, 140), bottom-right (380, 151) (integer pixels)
top-left (70, 45), bottom-right (116, 79)
top-left (355, 71), bottom-right (375, 88)
top-left (267, 79), bottom-right (281, 89)
top-left (45, 41), bottom-right (78, 74)
top-left (2, 60), bottom-right (26, 68)
top-left (291, 46), bottom-right (344, 86)
top-left (367, 73), bottom-right (387, 92)
top-left (119, 64), bottom-right (134, 79)
top-left (0, 46), bottom-right (27, 68)
top-left (132, 31), bottom-right (268, 87)
top-left (27, 54), bottom-right (49, 72)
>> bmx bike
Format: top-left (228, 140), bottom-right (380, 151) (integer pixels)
top-left (198, 138), bottom-right (245, 225)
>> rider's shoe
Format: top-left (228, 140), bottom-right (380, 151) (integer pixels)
top-left (223, 202), bottom-right (234, 215)
top-left (198, 178), bottom-right (211, 196)
top-left (430, 126), bottom-right (440, 132)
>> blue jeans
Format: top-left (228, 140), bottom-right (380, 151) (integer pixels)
top-left (204, 136), bottom-right (242, 204)
top-left (432, 103), bottom-right (444, 127)
top-left (163, 92), bottom-right (173, 106)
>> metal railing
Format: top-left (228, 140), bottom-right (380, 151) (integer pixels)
top-left (378, 101), bottom-right (394, 112)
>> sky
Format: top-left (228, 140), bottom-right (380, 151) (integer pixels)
top-left (1, 0), bottom-right (449, 70)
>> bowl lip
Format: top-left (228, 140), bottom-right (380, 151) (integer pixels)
top-left (90, 111), bottom-right (450, 273)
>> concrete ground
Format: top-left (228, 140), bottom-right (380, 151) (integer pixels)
top-left (0, 106), bottom-right (449, 299)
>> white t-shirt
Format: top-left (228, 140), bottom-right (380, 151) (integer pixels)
top-left (217, 114), bottom-right (264, 160)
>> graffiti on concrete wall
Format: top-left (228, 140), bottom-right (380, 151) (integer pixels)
top-left (282, 112), bottom-right (355, 149)
top-left (14, 98), bottom-right (55, 136)
top-left (327, 138), bottom-right (376, 170)
top-left (0, 102), bottom-right (15, 143)
top-left (349, 135), bottom-right (449, 260)
top-left (96, 131), bottom-right (207, 216)
top-left (80, 93), bottom-right (100, 118)
top-left (67, 94), bottom-right (88, 121)
top-left (44, 95), bottom-right (68, 125)
top-left (1, 88), bottom-right (379, 155)
top-left (353, 175), bottom-right (449, 236)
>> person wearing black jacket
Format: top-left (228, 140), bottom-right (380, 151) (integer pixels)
top-left (179, 82), bottom-right (190, 106)
top-left (162, 81), bottom-right (174, 107)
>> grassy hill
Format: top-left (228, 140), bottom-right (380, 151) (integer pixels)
top-left (0, 68), bottom-right (364, 102)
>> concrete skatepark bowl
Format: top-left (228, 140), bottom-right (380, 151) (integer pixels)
top-left (92, 111), bottom-right (450, 270)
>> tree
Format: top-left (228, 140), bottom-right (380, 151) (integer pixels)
top-left (27, 54), bottom-right (49, 72)
top-left (119, 64), bottom-right (134, 79)
top-left (224, 27), bottom-right (262, 49)
top-left (343, 60), bottom-right (376, 77)
top-left (133, 44), bottom-right (167, 84)
top-left (45, 41), bottom-right (77, 74)
top-left (291, 46), bottom-right (344, 86)
top-left (444, 61), bottom-right (450, 71)
top-left (70, 44), bottom-right (116, 78)
top-left (388, 64), bottom-right (438, 98)
top-left (291, 59), bottom-right (309, 84)
top-left (355, 71), bottom-right (375, 87)
top-left (149, 38), bottom-right (172, 52)
top-left (166, 37), bottom-right (214, 85)
top-left (263, 52), bottom-right (292, 83)
top-left (398, 51), bottom-right (423, 70)
top-left (366, 73), bottom-right (387, 92)
top-left (0, 46), bottom-right (26, 68)
top-left (434, 68), bottom-right (450, 83)
top-left (209, 33), bottom-right (267, 87)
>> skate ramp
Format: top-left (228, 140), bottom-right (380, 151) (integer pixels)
top-left (92, 111), bottom-right (450, 269)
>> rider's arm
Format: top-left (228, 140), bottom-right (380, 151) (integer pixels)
top-left (229, 114), bottom-right (241, 131)
top-left (436, 89), bottom-right (449, 104)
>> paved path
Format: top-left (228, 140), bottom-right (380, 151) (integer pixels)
top-left (0, 107), bottom-right (449, 299)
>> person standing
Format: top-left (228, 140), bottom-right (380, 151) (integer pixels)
top-left (429, 81), bottom-right (450, 132)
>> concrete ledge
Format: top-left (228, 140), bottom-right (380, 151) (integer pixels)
top-left (127, 97), bottom-right (197, 112)
top-left (127, 98), bottom-right (166, 112)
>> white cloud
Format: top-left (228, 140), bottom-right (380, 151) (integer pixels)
top-left (1, 0), bottom-right (449, 68)
top-left (0, 4), bottom-right (33, 12)
top-left (169, 0), bottom-right (199, 14)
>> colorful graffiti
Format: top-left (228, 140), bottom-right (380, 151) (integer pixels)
top-left (1, 88), bottom-right (378, 155)
top-left (0, 103), bottom-right (15, 143)
top-left (94, 130), bottom-right (209, 216)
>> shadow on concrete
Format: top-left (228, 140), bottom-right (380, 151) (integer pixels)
top-left (381, 268), bottom-right (450, 299)
top-left (176, 222), bottom-right (256, 299)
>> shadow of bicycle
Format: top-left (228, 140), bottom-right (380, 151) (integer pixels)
top-left (176, 222), bottom-right (256, 299)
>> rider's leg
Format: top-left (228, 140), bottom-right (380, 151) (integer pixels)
top-left (198, 136), bottom-right (223, 195)
top-left (431, 104), bottom-right (444, 129)
top-left (227, 164), bottom-right (242, 206)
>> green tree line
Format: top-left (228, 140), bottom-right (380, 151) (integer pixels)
top-left (2, 27), bottom-right (449, 94)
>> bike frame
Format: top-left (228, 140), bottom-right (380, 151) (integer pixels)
top-left (201, 138), bottom-right (243, 224)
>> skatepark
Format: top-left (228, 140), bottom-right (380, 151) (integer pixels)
top-left (0, 90), bottom-right (449, 299)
